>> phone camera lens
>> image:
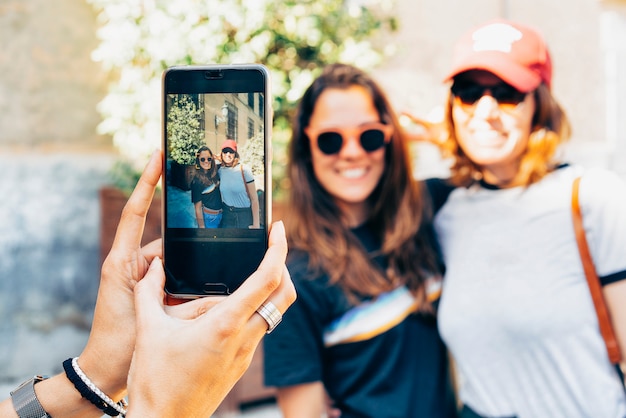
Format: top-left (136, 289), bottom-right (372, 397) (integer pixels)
top-left (204, 70), bottom-right (223, 79)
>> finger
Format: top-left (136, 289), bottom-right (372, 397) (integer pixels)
top-left (165, 294), bottom-right (187, 306)
top-left (247, 264), bottom-right (296, 334)
top-left (165, 296), bottom-right (224, 320)
top-left (111, 150), bottom-right (162, 253)
top-left (399, 111), bottom-right (431, 127)
top-left (134, 256), bottom-right (167, 326)
top-left (140, 239), bottom-right (163, 261)
top-left (208, 221), bottom-right (288, 322)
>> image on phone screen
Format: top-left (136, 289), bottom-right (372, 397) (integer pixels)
top-left (162, 66), bottom-right (270, 297)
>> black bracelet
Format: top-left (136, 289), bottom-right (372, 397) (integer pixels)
top-left (62, 358), bottom-right (121, 416)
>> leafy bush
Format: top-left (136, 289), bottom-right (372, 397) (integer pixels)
top-left (87, 0), bottom-right (398, 196)
top-left (166, 95), bottom-right (205, 165)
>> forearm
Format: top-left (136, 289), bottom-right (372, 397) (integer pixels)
top-left (276, 382), bottom-right (326, 418)
top-left (604, 280), bottom-right (626, 360)
top-left (194, 202), bottom-right (204, 227)
top-left (252, 199), bottom-right (260, 226)
top-left (248, 184), bottom-right (260, 227)
top-left (0, 373), bottom-right (106, 418)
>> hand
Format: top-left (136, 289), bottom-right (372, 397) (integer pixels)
top-left (74, 150), bottom-right (163, 400)
top-left (400, 111), bottom-right (447, 146)
top-left (126, 221), bottom-right (296, 417)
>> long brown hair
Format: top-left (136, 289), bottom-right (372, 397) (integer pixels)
top-left (441, 83), bottom-right (571, 187)
top-left (287, 63), bottom-right (440, 307)
top-left (194, 146), bottom-right (218, 186)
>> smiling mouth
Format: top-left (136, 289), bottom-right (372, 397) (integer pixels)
top-left (340, 167), bottom-right (367, 179)
top-left (472, 129), bottom-right (506, 144)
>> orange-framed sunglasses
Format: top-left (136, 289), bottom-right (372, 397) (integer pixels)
top-left (451, 81), bottom-right (528, 112)
top-left (305, 122), bottom-right (393, 155)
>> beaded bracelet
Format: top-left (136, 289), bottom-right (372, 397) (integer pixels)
top-left (62, 358), bottom-right (127, 417)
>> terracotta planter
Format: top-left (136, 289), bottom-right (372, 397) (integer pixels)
top-left (99, 186), bottom-right (162, 264)
top-left (169, 160), bottom-right (196, 191)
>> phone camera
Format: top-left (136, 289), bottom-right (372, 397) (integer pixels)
top-left (204, 70), bottom-right (223, 79)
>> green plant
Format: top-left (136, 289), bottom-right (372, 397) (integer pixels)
top-left (239, 131), bottom-right (265, 177)
top-left (166, 95), bottom-right (205, 165)
top-left (107, 159), bottom-right (143, 196)
top-left (87, 0), bottom-right (398, 197)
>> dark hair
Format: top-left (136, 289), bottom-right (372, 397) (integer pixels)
top-left (287, 63), bottom-right (440, 307)
top-left (194, 146), bottom-right (218, 186)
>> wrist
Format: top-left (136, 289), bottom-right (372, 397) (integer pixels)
top-left (34, 373), bottom-right (103, 418)
top-left (77, 347), bottom-right (129, 401)
top-left (62, 358), bottom-right (128, 417)
top-left (9, 376), bottom-right (49, 418)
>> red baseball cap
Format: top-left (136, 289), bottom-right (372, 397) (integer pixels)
top-left (444, 19), bottom-right (552, 92)
top-left (221, 139), bottom-right (238, 152)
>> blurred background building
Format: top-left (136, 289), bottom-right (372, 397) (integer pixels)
top-left (1, 0), bottom-right (625, 414)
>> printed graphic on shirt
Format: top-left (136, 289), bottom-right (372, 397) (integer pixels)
top-left (323, 277), bottom-right (442, 347)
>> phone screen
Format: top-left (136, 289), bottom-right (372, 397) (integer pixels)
top-left (162, 65), bottom-right (271, 297)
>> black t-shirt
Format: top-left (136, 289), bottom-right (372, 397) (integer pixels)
top-left (264, 223), bottom-right (458, 418)
top-left (424, 177), bottom-right (456, 215)
top-left (190, 176), bottom-right (222, 211)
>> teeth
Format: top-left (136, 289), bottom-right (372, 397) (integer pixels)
top-left (473, 130), bottom-right (502, 144)
top-left (341, 168), bottom-right (366, 179)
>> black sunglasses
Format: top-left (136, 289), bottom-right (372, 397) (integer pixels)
top-left (451, 81), bottom-right (527, 110)
top-left (222, 148), bottom-right (236, 154)
top-left (305, 123), bottom-right (393, 155)
top-left (199, 157), bottom-right (212, 163)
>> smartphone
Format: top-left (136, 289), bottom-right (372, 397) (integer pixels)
top-left (162, 64), bottom-right (271, 298)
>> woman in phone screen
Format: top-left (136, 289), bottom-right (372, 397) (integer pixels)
top-left (218, 139), bottom-right (260, 229)
top-left (191, 146), bottom-right (222, 228)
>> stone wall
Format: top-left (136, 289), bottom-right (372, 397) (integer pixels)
top-left (0, 0), bottom-right (115, 384)
top-left (0, 154), bottom-right (115, 380)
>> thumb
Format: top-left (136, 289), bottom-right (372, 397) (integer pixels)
top-left (134, 257), bottom-right (167, 326)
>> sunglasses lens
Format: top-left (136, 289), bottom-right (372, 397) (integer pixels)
top-left (452, 82), bottom-right (526, 109)
top-left (317, 131), bottom-right (344, 155)
top-left (360, 129), bottom-right (386, 152)
top-left (452, 84), bottom-right (484, 105)
top-left (491, 85), bottom-right (527, 106)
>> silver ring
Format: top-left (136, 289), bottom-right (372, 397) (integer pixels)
top-left (255, 301), bottom-right (282, 334)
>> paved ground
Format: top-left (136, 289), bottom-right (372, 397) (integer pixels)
top-left (166, 184), bottom-right (198, 227)
top-left (237, 402), bottom-right (281, 418)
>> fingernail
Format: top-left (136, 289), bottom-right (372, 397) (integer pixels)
top-left (150, 257), bottom-right (161, 269)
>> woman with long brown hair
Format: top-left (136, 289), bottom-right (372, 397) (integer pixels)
top-left (190, 145), bottom-right (222, 228)
top-left (264, 63), bottom-right (457, 418)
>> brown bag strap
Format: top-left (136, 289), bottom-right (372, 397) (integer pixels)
top-left (571, 176), bottom-right (622, 364)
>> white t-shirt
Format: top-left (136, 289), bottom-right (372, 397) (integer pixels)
top-left (218, 163), bottom-right (254, 208)
top-left (435, 165), bottom-right (626, 418)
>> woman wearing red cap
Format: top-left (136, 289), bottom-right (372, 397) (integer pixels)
top-left (218, 139), bottom-right (261, 228)
top-left (409, 18), bottom-right (626, 418)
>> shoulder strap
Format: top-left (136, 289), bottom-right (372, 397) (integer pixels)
top-left (571, 176), bottom-right (622, 364)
